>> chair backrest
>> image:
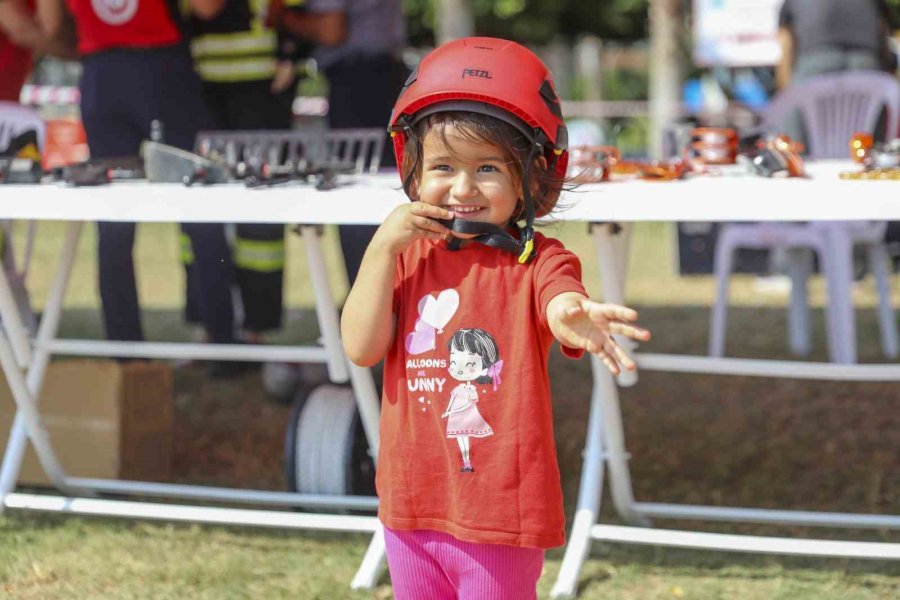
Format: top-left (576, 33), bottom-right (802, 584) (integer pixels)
top-left (762, 71), bottom-right (900, 159)
top-left (0, 101), bottom-right (46, 153)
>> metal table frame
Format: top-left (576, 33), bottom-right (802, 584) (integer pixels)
top-left (550, 222), bottom-right (900, 598)
top-left (0, 219), bottom-right (388, 590)
top-left (3, 165), bottom-right (900, 595)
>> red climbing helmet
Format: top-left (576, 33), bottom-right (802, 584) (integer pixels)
top-left (390, 36), bottom-right (568, 187)
top-left (388, 37), bottom-right (569, 263)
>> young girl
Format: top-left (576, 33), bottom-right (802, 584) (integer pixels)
top-left (341, 37), bottom-right (650, 600)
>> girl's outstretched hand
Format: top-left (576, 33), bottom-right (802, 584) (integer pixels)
top-left (548, 294), bottom-right (651, 375)
top-left (371, 202), bottom-right (454, 256)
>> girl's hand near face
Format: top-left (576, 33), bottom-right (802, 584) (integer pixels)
top-left (344, 203), bottom-right (451, 366)
top-left (343, 202), bottom-right (453, 366)
top-left (547, 293), bottom-right (651, 375)
top-left (371, 202), bottom-right (454, 256)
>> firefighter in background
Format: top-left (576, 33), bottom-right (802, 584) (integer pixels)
top-left (268, 0), bottom-right (407, 285)
top-left (36, 0), bottom-right (240, 357)
top-left (185, 0), bottom-right (314, 344)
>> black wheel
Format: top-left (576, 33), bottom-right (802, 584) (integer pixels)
top-left (284, 384), bottom-right (375, 498)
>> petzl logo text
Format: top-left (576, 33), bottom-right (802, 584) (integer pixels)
top-left (462, 68), bottom-right (492, 80)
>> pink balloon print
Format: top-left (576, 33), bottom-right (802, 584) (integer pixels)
top-left (405, 289), bottom-right (459, 354)
top-left (405, 318), bottom-right (436, 354)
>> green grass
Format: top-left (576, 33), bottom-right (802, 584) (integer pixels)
top-left (1, 221), bottom-right (899, 598)
top-left (2, 513), bottom-right (898, 599)
top-left (0, 514), bottom-right (382, 600)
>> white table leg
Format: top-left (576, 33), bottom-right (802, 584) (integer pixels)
top-left (594, 360), bottom-right (649, 527)
top-left (351, 523), bottom-right (386, 590)
top-left (867, 244), bottom-right (899, 358)
top-left (589, 223), bottom-right (646, 525)
top-left (551, 354), bottom-right (609, 598)
top-left (302, 225), bottom-right (385, 589)
top-left (786, 248), bottom-right (813, 356)
top-left (612, 224), bottom-right (632, 295)
top-left (344, 362), bottom-right (385, 590)
top-left (0, 222), bottom-right (85, 505)
top-left (0, 329), bottom-right (72, 493)
top-left (822, 225), bottom-right (856, 364)
top-left (591, 224), bottom-right (638, 388)
top-left (0, 255), bottom-right (32, 370)
top-left (551, 223), bottom-right (650, 596)
top-left (299, 225), bottom-right (380, 462)
top-left (347, 362), bottom-right (380, 460)
top-left (301, 226), bottom-right (350, 383)
top-left (344, 344), bottom-right (384, 589)
top-left (348, 356), bottom-right (385, 590)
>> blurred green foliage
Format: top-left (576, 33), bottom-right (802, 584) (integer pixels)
top-left (400, 0), bottom-right (655, 153)
top-left (602, 66), bottom-right (650, 101)
top-left (403, 0), bottom-right (649, 47)
top-left (403, 0), bottom-right (900, 48)
top-left (887, 0), bottom-right (900, 27)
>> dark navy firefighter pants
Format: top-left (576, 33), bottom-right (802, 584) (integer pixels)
top-left (79, 45), bottom-right (236, 343)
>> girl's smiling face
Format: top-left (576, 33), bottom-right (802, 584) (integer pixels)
top-left (418, 125), bottom-right (521, 229)
top-left (449, 349), bottom-right (486, 382)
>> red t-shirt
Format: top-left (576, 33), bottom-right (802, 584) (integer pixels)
top-left (65, 0), bottom-right (181, 55)
top-left (0, 0), bottom-right (36, 102)
top-left (378, 232), bottom-right (586, 548)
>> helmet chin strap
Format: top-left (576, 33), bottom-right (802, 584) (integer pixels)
top-left (438, 143), bottom-right (541, 264)
top-left (437, 218), bottom-right (524, 255)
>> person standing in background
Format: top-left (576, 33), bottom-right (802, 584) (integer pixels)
top-left (185, 0), bottom-right (312, 347)
top-left (777, 0), bottom-right (900, 280)
top-left (36, 0), bottom-right (240, 368)
top-left (269, 0), bottom-right (408, 285)
top-left (0, 0), bottom-right (76, 102)
top-left (776, 0), bottom-right (897, 90)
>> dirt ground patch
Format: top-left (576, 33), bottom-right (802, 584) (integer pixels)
top-left (171, 305), bottom-right (900, 530)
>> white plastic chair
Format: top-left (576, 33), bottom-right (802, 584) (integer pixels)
top-left (710, 71), bottom-right (900, 363)
top-left (0, 102), bottom-right (44, 335)
top-left (0, 100), bottom-right (46, 152)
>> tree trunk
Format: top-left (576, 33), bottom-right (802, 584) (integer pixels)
top-left (436, 0), bottom-right (474, 46)
top-left (649, 0), bottom-right (682, 159)
top-left (575, 35), bottom-right (603, 102)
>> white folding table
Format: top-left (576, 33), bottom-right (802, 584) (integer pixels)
top-left (0, 174), bottom-right (407, 590)
top-left (1, 163), bottom-right (899, 596)
top-left (549, 161), bottom-right (900, 597)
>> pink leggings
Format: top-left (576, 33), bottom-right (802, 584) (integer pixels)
top-left (383, 526), bottom-right (545, 600)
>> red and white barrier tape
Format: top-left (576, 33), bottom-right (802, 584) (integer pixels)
top-left (21, 84), bottom-right (329, 117)
top-left (19, 84), bottom-right (81, 106)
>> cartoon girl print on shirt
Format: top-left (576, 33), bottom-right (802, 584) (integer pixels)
top-left (442, 328), bottom-right (504, 473)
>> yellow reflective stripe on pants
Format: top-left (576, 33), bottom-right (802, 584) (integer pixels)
top-left (180, 232), bottom-right (194, 266)
top-left (234, 238), bottom-right (285, 272)
top-left (195, 57), bottom-right (278, 83)
top-left (191, 30), bottom-right (277, 59)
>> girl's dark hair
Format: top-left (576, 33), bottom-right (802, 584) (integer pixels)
top-left (401, 111), bottom-right (565, 223)
top-left (447, 328), bottom-right (500, 384)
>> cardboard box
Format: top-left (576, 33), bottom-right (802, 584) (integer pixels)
top-left (0, 359), bottom-right (173, 486)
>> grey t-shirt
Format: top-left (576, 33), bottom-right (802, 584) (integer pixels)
top-left (307, 0), bottom-right (406, 69)
top-left (779, 0), bottom-right (890, 57)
